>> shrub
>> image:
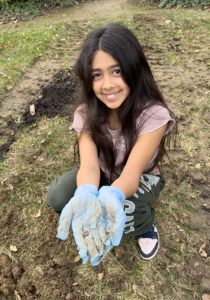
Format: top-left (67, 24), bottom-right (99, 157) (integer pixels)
top-left (0, 0), bottom-right (77, 21)
top-left (142, 0), bottom-right (210, 8)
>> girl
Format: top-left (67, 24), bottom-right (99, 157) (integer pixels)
top-left (47, 23), bottom-right (176, 264)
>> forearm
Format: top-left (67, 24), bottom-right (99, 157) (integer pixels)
top-left (77, 165), bottom-right (100, 189)
top-left (111, 172), bottom-right (139, 198)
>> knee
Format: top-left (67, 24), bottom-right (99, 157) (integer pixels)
top-left (46, 179), bottom-right (63, 212)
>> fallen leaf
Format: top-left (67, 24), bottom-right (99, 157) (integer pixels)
top-left (199, 243), bottom-right (207, 258)
top-left (72, 282), bottom-right (79, 286)
top-left (202, 294), bottom-right (210, 300)
top-left (74, 255), bottom-right (80, 262)
top-left (133, 284), bottom-right (137, 294)
top-left (165, 20), bottom-right (171, 25)
top-left (13, 25), bottom-right (19, 28)
top-left (161, 247), bottom-right (167, 252)
top-left (7, 184), bottom-right (13, 190)
top-left (194, 262), bottom-right (199, 267)
top-left (195, 163), bottom-right (201, 169)
top-left (150, 284), bottom-right (155, 290)
top-left (40, 139), bottom-right (45, 144)
top-left (48, 131), bottom-right (52, 135)
top-left (30, 104), bottom-right (35, 116)
top-left (205, 91), bottom-right (210, 95)
top-left (36, 209), bottom-right (41, 218)
top-left (98, 272), bottom-right (104, 281)
top-left (13, 19), bottom-right (18, 23)
top-left (39, 158), bottom-right (44, 161)
top-left (194, 50), bottom-right (200, 52)
top-left (173, 213), bottom-right (183, 223)
top-left (10, 245), bottom-right (17, 252)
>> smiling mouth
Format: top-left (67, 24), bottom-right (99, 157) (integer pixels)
top-left (103, 91), bottom-right (120, 100)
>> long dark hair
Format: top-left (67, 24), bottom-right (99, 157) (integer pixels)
top-left (72, 23), bottom-right (177, 182)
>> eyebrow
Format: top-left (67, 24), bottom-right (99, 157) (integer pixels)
top-left (91, 64), bottom-right (120, 73)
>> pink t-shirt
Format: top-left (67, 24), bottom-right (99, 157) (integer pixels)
top-left (70, 104), bottom-right (175, 180)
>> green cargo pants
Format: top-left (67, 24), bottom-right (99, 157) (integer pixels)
top-left (46, 168), bottom-right (165, 236)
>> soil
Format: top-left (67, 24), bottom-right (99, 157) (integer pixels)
top-left (0, 207), bottom-right (83, 300)
top-left (0, 68), bottom-right (76, 161)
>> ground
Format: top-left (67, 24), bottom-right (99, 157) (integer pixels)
top-left (0, 0), bottom-right (210, 299)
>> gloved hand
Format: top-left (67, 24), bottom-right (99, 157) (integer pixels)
top-left (88, 186), bottom-right (127, 266)
top-left (57, 184), bottom-right (110, 266)
top-left (98, 186), bottom-right (127, 246)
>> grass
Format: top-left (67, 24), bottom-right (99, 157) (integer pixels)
top-left (1, 3), bottom-right (210, 299)
top-left (0, 21), bottom-right (85, 102)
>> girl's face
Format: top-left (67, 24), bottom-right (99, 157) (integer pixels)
top-left (91, 50), bottom-right (130, 111)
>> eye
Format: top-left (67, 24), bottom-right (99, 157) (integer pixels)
top-left (113, 69), bottom-right (121, 75)
top-left (92, 73), bottom-right (101, 79)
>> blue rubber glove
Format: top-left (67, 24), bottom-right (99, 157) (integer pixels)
top-left (98, 186), bottom-right (127, 246)
top-left (57, 184), bottom-right (110, 265)
top-left (88, 186), bottom-right (127, 266)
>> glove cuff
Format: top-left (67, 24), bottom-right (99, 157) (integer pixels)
top-left (75, 184), bottom-right (98, 197)
top-left (99, 186), bottom-right (125, 205)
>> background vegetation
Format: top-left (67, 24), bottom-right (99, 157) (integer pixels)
top-left (0, 0), bottom-right (77, 21)
top-left (146, 0), bottom-right (210, 8)
top-left (0, 0), bottom-right (210, 23)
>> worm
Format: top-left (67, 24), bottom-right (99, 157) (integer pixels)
top-left (82, 230), bottom-right (89, 237)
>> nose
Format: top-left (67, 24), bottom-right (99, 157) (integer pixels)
top-left (102, 75), bottom-right (114, 90)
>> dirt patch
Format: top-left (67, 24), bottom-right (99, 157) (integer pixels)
top-left (0, 68), bottom-right (76, 161)
top-left (107, 274), bottom-right (128, 293)
top-left (0, 206), bottom-right (83, 300)
top-left (22, 69), bottom-right (76, 125)
top-left (0, 253), bottom-right (82, 300)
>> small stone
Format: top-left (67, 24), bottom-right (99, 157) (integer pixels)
top-left (66, 293), bottom-right (73, 300)
top-left (115, 246), bottom-right (126, 258)
top-left (53, 289), bottom-right (60, 296)
top-left (161, 283), bottom-right (169, 295)
top-left (12, 266), bottom-right (22, 280)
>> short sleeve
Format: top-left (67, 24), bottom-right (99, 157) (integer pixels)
top-left (137, 105), bottom-right (175, 136)
top-left (69, 105), bottom-right (92, 133)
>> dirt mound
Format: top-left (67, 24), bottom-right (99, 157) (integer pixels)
top-left (0, 69), bottom-right (76, 161)
top-left (22, 69), bottom-right (76, 125)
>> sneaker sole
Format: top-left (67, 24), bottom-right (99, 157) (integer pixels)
top-left (139, 231), bottom-right (160, 260)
